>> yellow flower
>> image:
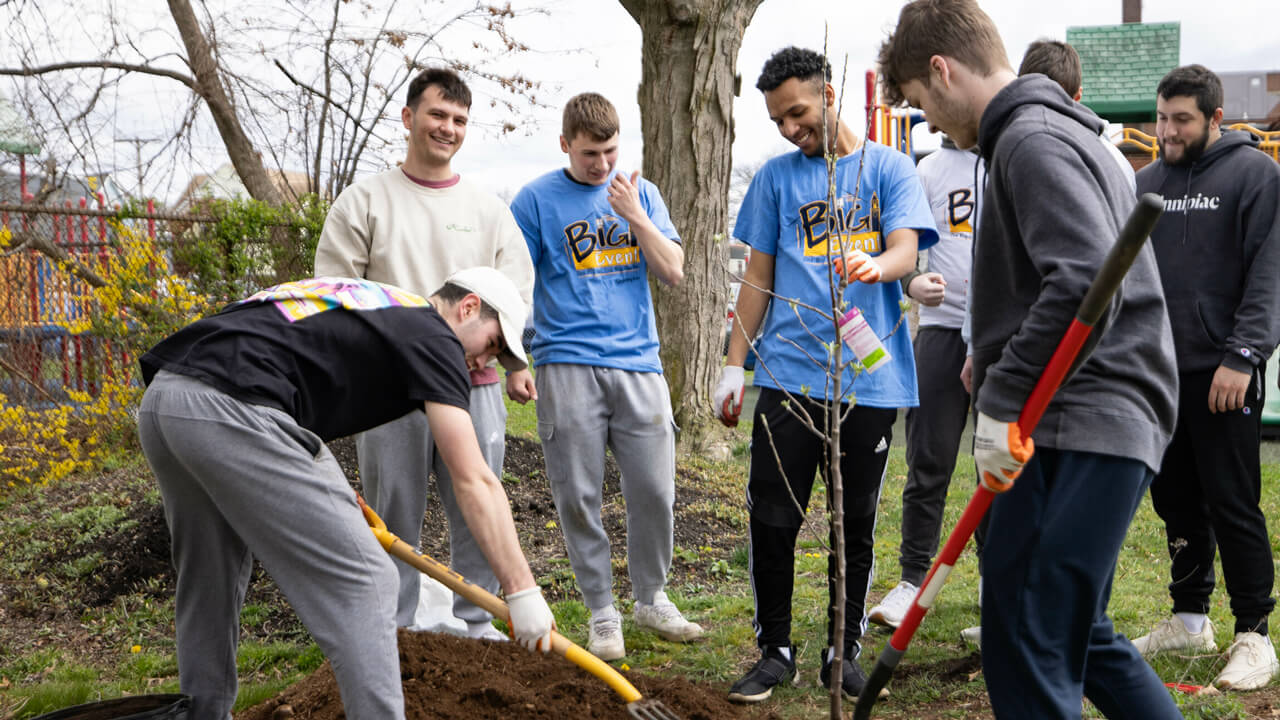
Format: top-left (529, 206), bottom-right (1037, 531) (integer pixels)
top-left (130, 645), bottom-right (141, 654)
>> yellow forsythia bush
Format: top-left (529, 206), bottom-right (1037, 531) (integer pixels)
top-left (0, 217), bottom-right (215, 489)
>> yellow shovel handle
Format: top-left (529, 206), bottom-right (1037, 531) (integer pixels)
top-left (358, 495), bottom-right (643, 704)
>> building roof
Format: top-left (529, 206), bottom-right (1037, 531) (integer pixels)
top-left (171, 162), bottom-right (313, 210)
top-left (1067, 22), bottom-right (1180, 123)
top-left (1218, 70), bottom-right (1280, 126)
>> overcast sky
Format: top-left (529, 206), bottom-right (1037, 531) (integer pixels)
top-left (456, 0), bottom-right (1278, 199)
top-left (3, 0), bottom-right (1274, 204)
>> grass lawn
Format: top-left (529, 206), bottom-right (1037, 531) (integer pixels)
top-left (1, 377), bottom-right (1277, 718)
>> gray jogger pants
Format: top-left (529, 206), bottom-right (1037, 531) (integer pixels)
top-left (138, 371), bottom-right (403, 720)
top-left (535, 363), bottom-right (676, 611)
top-left (357, 381), bottom-right (506, 627)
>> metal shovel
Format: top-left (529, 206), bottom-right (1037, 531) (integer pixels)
top-left (358, 495), bottom-right (681, 720)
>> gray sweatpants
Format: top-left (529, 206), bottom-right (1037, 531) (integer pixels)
top-left (535, 363), bottom-right (676, 611)
top-left (357, 382), bottom-right (505, 626)
top-left (138, 371), bottom-right (402, 720)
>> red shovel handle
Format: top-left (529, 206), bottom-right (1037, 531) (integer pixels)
top-left (854, 193), bottom-right (1166, 719)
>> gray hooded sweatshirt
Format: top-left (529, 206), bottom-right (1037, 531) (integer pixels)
top-left (1136, 130), bottom-right (1280, 376)
top-left (970, 75), bottom-right (1178, 474)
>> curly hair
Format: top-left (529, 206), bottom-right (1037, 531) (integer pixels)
top-left (756, 47), bottom-right (831, 93)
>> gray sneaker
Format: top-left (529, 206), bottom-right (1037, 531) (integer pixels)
top-left (1131, 616), bottom-right (1215, 657)
top-left (1215, 632), bottom-right (1279, 690)
top-left (587, 612), bottom-right (625, 660)
top-left (868, 581), bottom-right (918, 629)
top-left (634, 591), bottom-right (703, 642)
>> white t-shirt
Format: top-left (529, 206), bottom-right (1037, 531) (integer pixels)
top-left (916, 146), bottom-right (982, 329)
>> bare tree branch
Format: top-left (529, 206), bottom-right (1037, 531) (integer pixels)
top-left (0, 59), bottom-right (196, 87)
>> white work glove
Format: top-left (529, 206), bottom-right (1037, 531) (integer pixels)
top-left (507, 586), bottom-right (555, 653)
top-left (833, 249), bottom-right (883, 284)
top-left (713, 366), bottom-right (746, 427)
top-left (972, 411), bottom-right (1034, 493)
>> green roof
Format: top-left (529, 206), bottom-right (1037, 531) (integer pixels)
top-left (1066, 22), bottom-right (1180, 123)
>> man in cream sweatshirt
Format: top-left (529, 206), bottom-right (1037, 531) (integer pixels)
top-left (315, 67), bottom-right (535, 640)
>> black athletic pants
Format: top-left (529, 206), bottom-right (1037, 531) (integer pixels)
top-left (1150, 367), bottom-right (1274, 635)
top-left (901, 327), bottom-right (972, 585)
top-left (745, 387), bottom-right (896, 658)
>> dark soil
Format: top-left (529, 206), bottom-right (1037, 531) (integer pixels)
top-left (238, 630), bottom-right (777, 720)
top-left (9, 435), bottom-right (1280, 719)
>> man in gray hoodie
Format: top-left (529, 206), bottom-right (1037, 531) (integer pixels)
top-left (879, 1), bottom-right (1181, 717)
top-left (1130, 64), bottom-right (1280, 691)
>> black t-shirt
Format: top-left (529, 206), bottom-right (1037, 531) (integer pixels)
top-left (140, 287), bottom-right (470, 441)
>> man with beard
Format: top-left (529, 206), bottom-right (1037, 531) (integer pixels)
top-left (1130, 64), bottom-right (1280, 691)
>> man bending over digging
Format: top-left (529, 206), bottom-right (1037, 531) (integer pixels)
top-left (136, 268), bottom-right (554, 720)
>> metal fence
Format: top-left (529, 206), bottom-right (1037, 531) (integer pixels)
top-left (0, 196), bottom-right (315, 407)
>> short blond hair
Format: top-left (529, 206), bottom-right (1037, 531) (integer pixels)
top-left (562, 93), bottom-right (619, 143)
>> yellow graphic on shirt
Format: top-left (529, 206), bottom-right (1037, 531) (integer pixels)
top-left (241, 277), bottom-right (429, 322)
top-left (798, 193), bottom-right (883, 259)
top-left (563, 216), bottom-right (641, 273)
top-left (947, 188), bottom-right (975, 234)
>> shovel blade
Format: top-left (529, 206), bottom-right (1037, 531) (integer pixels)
top-left (628, 698), bottom-right (681, 720)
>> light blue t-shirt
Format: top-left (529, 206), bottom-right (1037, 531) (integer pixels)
top-left (511, 168), bottom-right (681, 372)
top-left (734, 144), bottom-right (938, 406)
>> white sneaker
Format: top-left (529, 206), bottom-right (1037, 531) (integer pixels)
top-left (1215, 632), bottom-right (1280, 690)
top-left (634, 591), bottom-right (704, 642)
top-left (868, 581), bottom-right (918, 629)
top-left (466, 620), bottom-right (509, 643)
top-left (961, 625), bottom-right (982, 651)
top-left (587, 612), bottom-right (626, 660)
top-left (1131, 616), bottom-right (1216, 657)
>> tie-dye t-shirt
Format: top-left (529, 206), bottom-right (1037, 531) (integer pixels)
top-left (140, 277), bottom-right (470, 440)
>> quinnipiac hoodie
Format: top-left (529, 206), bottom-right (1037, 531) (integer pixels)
top-left (970, 75), bottom-right (1178, 474)
top-left (1136, 130), bottom-right (1280, 377)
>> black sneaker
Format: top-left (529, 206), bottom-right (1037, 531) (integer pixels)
top-left (728, 647), bottom-right (797, 703)
top-left (819, 653), bottom-right (868, 700)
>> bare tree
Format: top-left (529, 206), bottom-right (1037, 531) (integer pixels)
top-left (617, 0), bottom-right (765, 450)
top-left (0, 1), bottom-right (548, 204)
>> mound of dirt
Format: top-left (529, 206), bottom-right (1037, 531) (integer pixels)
top-left (237, 629), bottom-right (778, 720)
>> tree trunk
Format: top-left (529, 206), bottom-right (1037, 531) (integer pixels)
top-left (619, 0), bottom-right (763, 451)
top-left (167, 0), bottom-right (284, 206)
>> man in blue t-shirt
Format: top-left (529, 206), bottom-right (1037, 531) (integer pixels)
top-left (509, 92), bottom-right (701, 661)
top-left (713, 47), bottom-right (937, 703)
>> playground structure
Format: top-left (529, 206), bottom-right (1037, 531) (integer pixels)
top-left (865, 70), bottom-right (927, 156)
top-left (0, 195), bottom-right (149, 404)
top-left (1116, 123), bottom-right (1280, 162)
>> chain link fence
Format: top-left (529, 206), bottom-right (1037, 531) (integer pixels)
top-left (0, 197), bottom-right (318, 408)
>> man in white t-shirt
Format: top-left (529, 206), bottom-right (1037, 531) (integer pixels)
top-left (314, 67), bottom-right (535, 640)
top-left (869, 135), bottom-right (983, 631)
